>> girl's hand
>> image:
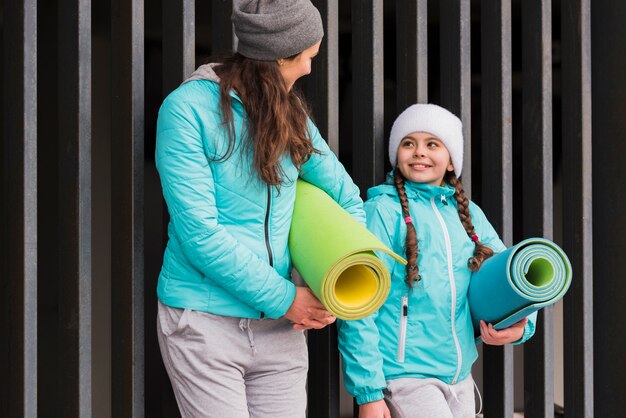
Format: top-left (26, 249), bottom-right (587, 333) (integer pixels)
top-left (480, 318), bottom-right (528, 345)
top-left (359, 400), bottom-right (391, 418)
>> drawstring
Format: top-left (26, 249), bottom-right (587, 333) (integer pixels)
top-left (448, 383), bottom-right (460, 403)
top-left (473, 379), bottom-right (483, 416)
top-left (448, 379), bottom-right (482, 416)
top-left (238, 318), bottom-right (257, 354)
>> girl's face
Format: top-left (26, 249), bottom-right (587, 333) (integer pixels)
top-left (278, 40), bottom-right (321, 91)
top-left (396, 131), bottom-right (454, 186)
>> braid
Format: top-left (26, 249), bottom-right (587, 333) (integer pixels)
top-left (393, 170), bottom-right (419, 287)
top-left (447, 173), bottom-right (494, 271)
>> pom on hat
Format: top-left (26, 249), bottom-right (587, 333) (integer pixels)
top-left (388, 104), bottom-right (464, 178)
top-left (232, 0), bottom-right (324, 61)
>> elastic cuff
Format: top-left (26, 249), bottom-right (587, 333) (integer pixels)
top-left (356, 390), bottom-right (385, 405)
top-left (512, 320), bottom-right (536, 345)
top-left (266, 281), bottom-right (297, 319)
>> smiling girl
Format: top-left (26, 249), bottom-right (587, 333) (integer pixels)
top-left (337, 104), bottom-right (537, 418)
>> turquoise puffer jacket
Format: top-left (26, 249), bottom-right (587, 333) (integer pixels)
top-left (337, 176), bottom-right (536, 405)
top-left (155, 65), bottom-right (364, 319)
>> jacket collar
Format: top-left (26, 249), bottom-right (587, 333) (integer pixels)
top-left (183, 63), bottom-right (243, 103)
top-left (367, 170), bottom-right (456, 203)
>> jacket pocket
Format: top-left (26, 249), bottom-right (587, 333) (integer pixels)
top-left (158, 301), bottom-right (191, 337)
top-left (397, 296), bottom-right (408, 363)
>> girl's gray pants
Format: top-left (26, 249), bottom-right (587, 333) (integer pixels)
top-left (384, 375), bottom-right (477, 418)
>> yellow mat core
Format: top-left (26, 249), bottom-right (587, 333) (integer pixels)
top-left (334, 266), bottom-right (378, 308)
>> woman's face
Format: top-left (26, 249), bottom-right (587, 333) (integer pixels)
top-left (279, 40), bottom-right (321, 90)
top-left (396, 131), bottom-right (454, 186)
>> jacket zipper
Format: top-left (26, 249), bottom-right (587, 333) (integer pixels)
top-left (430, 197), bottom-right (463, 384)
top-left (264, 185), bottom-right (273, 267)
top-left (259, 186), bottom-right (274, 319)
top-left (397, 295), bottom-right (408, 363)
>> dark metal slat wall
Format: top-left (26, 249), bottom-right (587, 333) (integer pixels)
top-left (561, 0), bottom-right (594, 416)
top-left (57, 0), bottom-right (92, 416)
top-left (480, 1), bottom-right (515, 416)
top-left (1, 0), bottom-right (38, 417)
top-left (162, 0), bottom-right (195, 96)
top-left (111, 0), bottom-right (145, 415)
top-left (522, 0), bottom-right (554, 416)
top-left (351, 0), bottom-right (385, 194)
top-left (439, 0), bottom-right (472, 196)
top-left (395, 0), bottom-right (428, 109)
top-left (303, 2), bottom-right (340, 417)
top-left (592, 1), bottom-right (626, 416)
top-left (0, 0), bottom-right (609, 416)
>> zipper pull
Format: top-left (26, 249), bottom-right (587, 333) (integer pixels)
top-left (402, 295), bottom-right (408, 316)
top-left (440, 194), bottom-right (448, 206)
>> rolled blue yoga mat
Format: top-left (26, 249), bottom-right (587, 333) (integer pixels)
top-left (468, 237), bottom-right (572, 337)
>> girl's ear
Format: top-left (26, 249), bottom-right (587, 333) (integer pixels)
top-left (447, 161), bottom-right (454, 172)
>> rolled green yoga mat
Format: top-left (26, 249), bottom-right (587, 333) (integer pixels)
top-left (468, 237), bottom-right (572, 337)
top-left (289, 180), bottom-right (406, 320)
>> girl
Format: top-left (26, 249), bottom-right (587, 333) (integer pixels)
top-left (337, 104), bottom-right (537, 418)
top-left (155, 1), bottom-right (364, 417)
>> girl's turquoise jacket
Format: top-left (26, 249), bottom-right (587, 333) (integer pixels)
top-left (155, 65), bottom-right (364, 319)
top-left (337, 177), bottom-right (536, 405)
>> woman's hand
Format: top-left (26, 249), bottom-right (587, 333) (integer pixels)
top-left (480, 318), bottom-right (528, 345)
top-left (285, 287), bottom-right (336, 330)
top-left (359, 400), bottom-right (391, 418)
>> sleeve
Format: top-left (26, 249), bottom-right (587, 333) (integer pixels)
top-left (512, 311), bottom-right (538, 345)
top-left (299, 121), bottom-right (365, 225)
top-left (469, 201), bottom-right (537, 343)
top-left (469, 201), bottom-right (507, 254)
top-left (155, 96), bottom-right (295, 318)
top-left (336, 200), bottom-right (398, 404)
top-left (337, 315), bottom-right (386, 404)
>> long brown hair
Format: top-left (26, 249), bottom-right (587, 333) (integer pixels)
top-left (393, 170), bottom-right (494, 288)
top-left (214, 53), bottom-right (319, 186)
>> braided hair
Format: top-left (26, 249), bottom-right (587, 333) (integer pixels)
top-left (393, 169), bottom-right (419, 287)
top-left (393, 170), bottom-right (494, 288)
top-left (446, 172), bottom-right (494, 271)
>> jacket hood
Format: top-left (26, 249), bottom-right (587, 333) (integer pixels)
top-left (183, 63), bottom-right (221, 84)
top-left (367, 170), bottom-right (456, 201)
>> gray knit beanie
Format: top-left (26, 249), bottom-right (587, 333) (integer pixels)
top-left (232, 0), bottom-right (324, 61)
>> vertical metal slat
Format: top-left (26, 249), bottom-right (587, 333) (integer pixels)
top-left (561, 0), bottom-right (594, 416)
top-left (301, 3), bottom-right (340, 416)
top-left (521, 0), bottom-right (554, 416)
top-left (162, 0), bottom-right (195, 95)
top-left (111, 0), bottom-right (145, 415)
top-left (211, 0), bottom-right (234, 57)
top-left (591, 1), bottom-right (626, 416)
top-left (304, 0), bottom-right (339, 152)
top-left (2, 0), bottom-right (38, 416)
top-left (57, 0), bottom-right (92, 415)
top-left (440, 0), bottom-right (471, 194)
top-left (395, 0), bottom-right (428, 110)
top-left (352, 0), bottom-right (385, 194)
top-left (480, 1), bottom-right (514, 416)
top-left (154, 2), bottom-right (195, 416)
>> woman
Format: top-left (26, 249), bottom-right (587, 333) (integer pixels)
top-left (155, 1), bottom-right (365, 417)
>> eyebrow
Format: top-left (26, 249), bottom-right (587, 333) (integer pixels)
top-left (403, 134), bottom-right (441, 142)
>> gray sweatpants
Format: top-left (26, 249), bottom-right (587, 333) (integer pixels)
top-left (383, 375), bottom-right (476, 418)
top-left (157, 301), bottom-right (308, 418)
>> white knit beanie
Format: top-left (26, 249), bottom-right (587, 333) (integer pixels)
top-left (388, 104), bottom-right (464, 178)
